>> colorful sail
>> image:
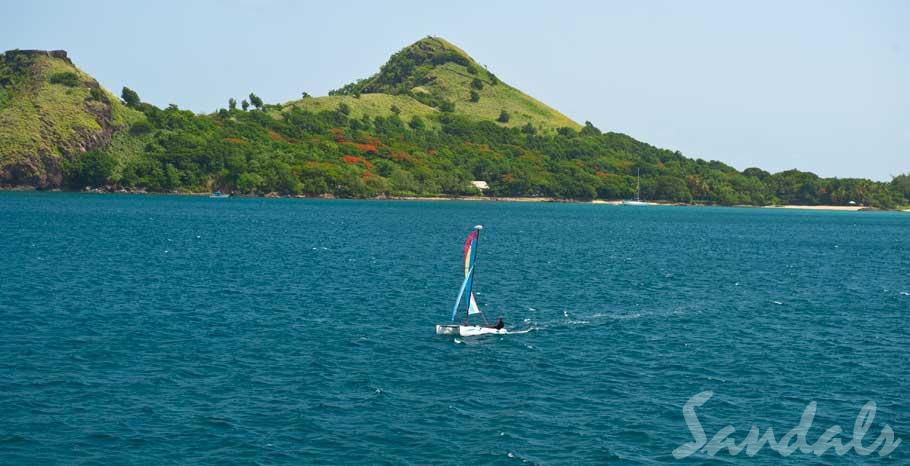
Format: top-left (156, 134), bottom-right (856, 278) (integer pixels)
top-left (451, 226), bottom-right (483, 322)
top-left (450, 265), bottom-right (474, 321)
top-left (463, 230), bottom-right (478, 278)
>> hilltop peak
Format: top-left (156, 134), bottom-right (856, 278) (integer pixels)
top-left (399, 36), bottom-right (476, 64)
top-left (330, 36), bottom-right (482, 96)
top-left (2, 49), bottom-right (72, 65)
top-left (321, 36), bottom-right (579, 131)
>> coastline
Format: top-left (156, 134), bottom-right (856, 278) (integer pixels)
top-left (762, 205), bottom-right (865, 212)
top-left (1, 186), bottom-right (904, 211)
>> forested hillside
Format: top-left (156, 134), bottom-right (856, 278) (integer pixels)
top-left (1, 38), bottom-right (908, 208)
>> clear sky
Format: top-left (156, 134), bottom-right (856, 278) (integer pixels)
top-left (3, 0), bottom-right (907, 180)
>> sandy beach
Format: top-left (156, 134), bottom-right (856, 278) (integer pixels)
top-left (764, 205), bottom-right (865, 212)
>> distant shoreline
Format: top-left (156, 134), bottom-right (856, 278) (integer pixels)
top-left (762, 204), bottom-right (864, 212)
top-left (1, 186), bottom-right (904, 211)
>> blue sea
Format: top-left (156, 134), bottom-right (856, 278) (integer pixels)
top-left (1, 193), bottom-right (908, 464)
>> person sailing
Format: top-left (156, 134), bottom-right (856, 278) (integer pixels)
top-left (493, 317), bottom-right (505, 330)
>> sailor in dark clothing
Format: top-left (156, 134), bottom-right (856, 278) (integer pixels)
top-left (493, 317), bottom-right (505, 330)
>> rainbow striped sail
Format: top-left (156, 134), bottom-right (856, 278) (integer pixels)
top-left (451, 225), bottom-right (484, 322)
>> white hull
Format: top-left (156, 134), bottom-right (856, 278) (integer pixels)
top-left (436, 324), bottom-right (508, 336)
top-left (622, 200), bottom-right (658, 206)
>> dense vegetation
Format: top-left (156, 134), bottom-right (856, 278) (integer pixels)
top-left (73, 89), bottom-right (908, 208)
top-left (2, 40), bottom-right (908, 208)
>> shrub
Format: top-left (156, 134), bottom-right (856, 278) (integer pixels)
top-left (497, 110), bottom-right (510, 123)
top-left (470, 90), bottom-right (480, 102)
top-left (64, 150), bottom-right (117, 187)
top-left (129, 120), bottom-right (153, 135)
top-left (49, 72), bottom-right (80, 87)
top-left (88, 87), bottom-right (106, 102)
top-left (471, 78), bottom-right (484, 90)
top-left (409, 115), bottom-right (426, 130)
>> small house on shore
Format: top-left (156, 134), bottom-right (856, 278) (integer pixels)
top-left (471, 180), bottom-right (489, 192)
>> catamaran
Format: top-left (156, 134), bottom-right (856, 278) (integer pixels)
top-left (435, 225), bottom-right (509, 336)
top-left (622, 168), bottom-right (658, 206)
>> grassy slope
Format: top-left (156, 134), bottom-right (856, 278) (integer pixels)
top-left (277, 93), bottom-right (439, 126)
top-left (279, 37), bottom-right (579, 132)
top-left (0, 52), bottom-right (143, 177)
top-left (426, 61), bottom-right (579, 131)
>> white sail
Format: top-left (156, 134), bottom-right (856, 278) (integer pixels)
top-left (468, 293), bottom-right (481, 315)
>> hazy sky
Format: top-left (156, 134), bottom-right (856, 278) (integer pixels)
top-left (3, 0), bottom-right (907, 180)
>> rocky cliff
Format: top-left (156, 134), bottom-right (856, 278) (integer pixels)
top-left (0, 49), bottom-right (140, 187)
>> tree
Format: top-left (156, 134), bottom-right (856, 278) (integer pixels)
top-left (237, 172), bottom-right (264, 194)
top-left (248, 93), bottom-right (263, 109)
top-left (652, 176), bottom-right (692, 203)
top-left (121, 87), bottom-right (140, 108)
top-left (64, 150), bottom-right (117, 188)
top-left (557, 126), bottom-right (577, 138)
top-left (580, 120), bottom-right (601, 136)
top-left (742, 167), bottom-right (771, 180)
top-left (891, 174), bottom-right (910, 199)
top-left (390, 104), bottom-right (401, 115)
top-left (522, 122), bottom-right (537, 135)
top-left (337, 102), bottom-right (351, 115)
top-left (470, 90), bottom-right (480, 102)
top-left (301, 92), bottom-right (310, 98)
top-left (409, 115), bottom-right (426, 130)
top-left (228, 98), bottom-right (237, 111)
top-left (241, 100), bottom-right (250, 111)
top-left (471, 78), bottom-right (484, 90)
top-left (497, 110), bottom-right (510, 123)
top-left (129, 120), bottom-right (152, 136)
top-left (439, 101), bottom-right (455, 112)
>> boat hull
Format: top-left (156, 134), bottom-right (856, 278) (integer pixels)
top-left (435, 324), bottom-right (507, 336)
top-left (621, 200), bottom-right (658, 206)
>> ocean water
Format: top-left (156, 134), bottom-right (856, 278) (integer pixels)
top-left (1, 192), bottom-right (908, 465)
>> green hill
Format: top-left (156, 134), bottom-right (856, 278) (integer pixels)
top-left (0, 50), bottom-right (143, 187)
top-left (286, 37), bottom-right (579, 132)
top-left (0, 39), bottom-right (907, 208)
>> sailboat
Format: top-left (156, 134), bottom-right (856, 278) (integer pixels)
top-left (622, 168), bottom-right (658, 206)
top-left (435, 225), bottom-right (509, 336)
